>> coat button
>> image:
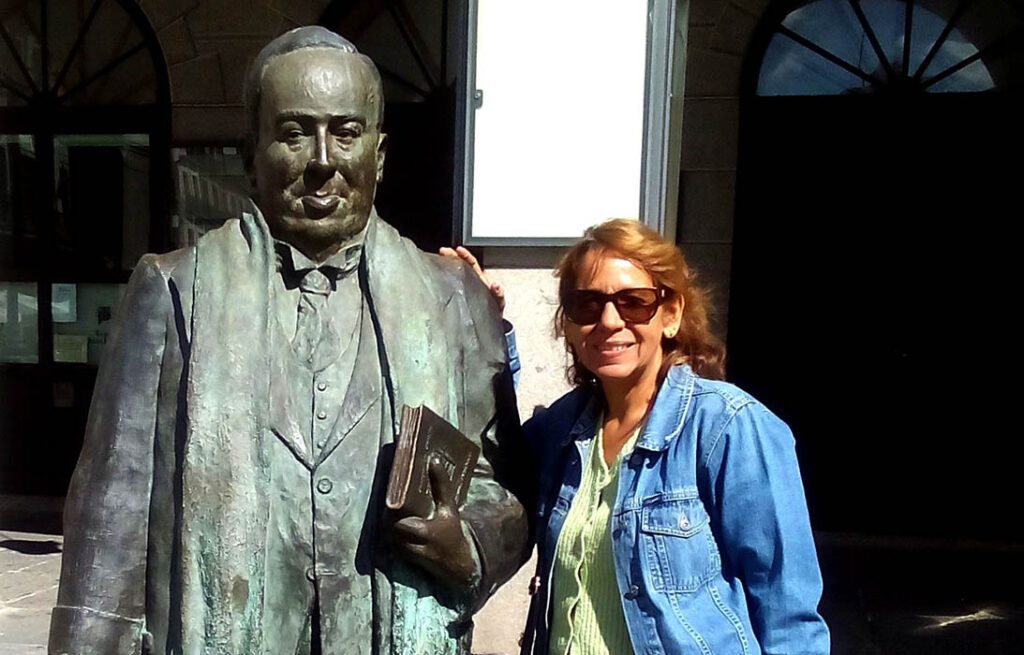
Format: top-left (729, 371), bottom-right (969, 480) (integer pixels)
top-left (624, 584), bottom-right (640, 600)
top-left (316, 478), bottom-right (333, 494)
top-left (317, 410), bottom-right (328, 420)
top-left (305, 566), bottom-right (317, 582)
top-left (317, 381), bottom-right (328, 391)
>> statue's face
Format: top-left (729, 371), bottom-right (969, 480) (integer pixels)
top-left (252, 48), bottom-right (385, 261)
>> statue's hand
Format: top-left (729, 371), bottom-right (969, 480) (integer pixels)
top-left (391, 457), bottom-right (478, 589)
top-left (439, 246), bottom-right (505, 313)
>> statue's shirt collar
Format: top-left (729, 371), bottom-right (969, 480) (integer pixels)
top-left (274, 231), bottom-right (365, 285)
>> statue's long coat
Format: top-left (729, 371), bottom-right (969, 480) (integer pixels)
top-left (48, 211), bottom-right (529, 655)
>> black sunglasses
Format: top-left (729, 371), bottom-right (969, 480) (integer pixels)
top-left (563, 287), bottom-right (667, 324)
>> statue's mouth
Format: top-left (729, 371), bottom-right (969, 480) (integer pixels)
top-left (302, 194), bottom-right (341, 217)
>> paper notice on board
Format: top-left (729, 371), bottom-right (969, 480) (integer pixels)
top-left (18, 293), bottom-right (37, 322)
top-left (52, 283), bottom-right (78, 323)
top-left (54, 333), bottom-right (89, 363)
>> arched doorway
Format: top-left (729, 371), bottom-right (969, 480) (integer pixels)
top-left (728, 0), bottom-right (1022, 539)
top-left (0, 0), bottom-right (171, 501)
top-left (322, 0), bottom-right (461, 252)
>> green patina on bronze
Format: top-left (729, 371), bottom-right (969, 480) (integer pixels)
top-left (49, 26), bottom-right (529, 655)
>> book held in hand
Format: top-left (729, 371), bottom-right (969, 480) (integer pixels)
top-left (385, 404), bottom-right (481, 518)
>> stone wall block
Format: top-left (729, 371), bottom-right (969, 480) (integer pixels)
top-left (487, 268), bottom-right (571, 420)
top-left (677, 242), bottom-right (733, 338)
top-left (687, 25), bottom-right (716, 51)
top-left (678, 170), bottom-right (736, 243)
top-left (189, 0), bottom-right (280, 37)
top-left (680, 97), bottom-right (740, 170)
top-left (173, 105), bottom-right (247, 142)
top-left (685, 47), bottom-right (743, 97)
top-left (269, 0), bottom-right (333, 29)
top-left (710, 2), bottom-right (761, 57)
top-left (169, 52), bottom-right (225, 104)
top-left (730, 0), bottom-right (773, 22)
top-left (139, 0), bottom-right (200, 33)
top-left (689, 0), bottom-right (728, 26)
top-left (197, 38), bottom-right (267, 104)
top-left (156, 16), bottom-right (198, 68)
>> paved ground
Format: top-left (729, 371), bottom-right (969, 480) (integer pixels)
top-left (3, 525), bottom-right (1023, 654)
top-left (0, 527), bottom-right (530, 655)
top-left (0, 530), bottom-right (59, 655)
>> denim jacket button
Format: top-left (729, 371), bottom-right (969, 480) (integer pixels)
top-left (624, 584), bottom-right (640, 600)
top-left (678, 511), bottom-right (690, 530)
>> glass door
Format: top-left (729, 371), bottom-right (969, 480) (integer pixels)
top-left (0, 0), bottom-right (170, 497)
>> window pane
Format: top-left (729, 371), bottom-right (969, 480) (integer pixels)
top-left (0, 135), bottom-right (40, 267)
top-left (758, 33), bottom-right (873, 95)
top-left (171, 147), bottom-right (249, 249)
top-left (781, 0), bottom-right (884, 78)
top-left (53, 134), bottom-right (150, 276)
top-left (928, 57), bottom-right (997, 91)
top-left (758, 0), bottom-right (1012, 94)
top-left (0, 281), bottom-right (38, 363)
top-left (469, 0), bottom-right (647, 240)
top-left (859, 0), bottom-right (909, 73)
top-left (51, 282), bottom-right (127, 365)
top-left (0, 3), bottom-right (42, 107)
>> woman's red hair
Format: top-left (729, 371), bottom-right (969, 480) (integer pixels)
top-left (555, 219), bottom-right (726, 386)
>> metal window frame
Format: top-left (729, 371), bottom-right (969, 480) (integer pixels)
top-left (456, 0), bottom-right (684, 246)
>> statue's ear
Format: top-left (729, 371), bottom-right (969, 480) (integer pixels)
top-left (376, 132), bottom-right (387, 183)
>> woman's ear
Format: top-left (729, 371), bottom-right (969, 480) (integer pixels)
top-left (662, 295), bottom-right (684, 339)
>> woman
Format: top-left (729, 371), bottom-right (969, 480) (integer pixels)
top-left (461, 219), bottom-right (829, 655)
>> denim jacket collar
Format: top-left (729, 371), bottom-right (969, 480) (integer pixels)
top-left (637, 364), bottom-right (696, 452)
top-left (563, 395), bottom-right (600, 446)
top-left (563, 364), bottom-right (698, 452)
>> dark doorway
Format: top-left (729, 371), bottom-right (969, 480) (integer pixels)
top-left (729, 89), bottom-right (1023, 540)
top-left (322, 0), bottom-right (462, 252)
top-left (0, 0), bottom-right (171, 500)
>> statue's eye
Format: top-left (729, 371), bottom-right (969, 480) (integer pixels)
top-left (278, 122), bottom-right (305, 144)
top-left (332, 122), bottom-right (363, 145)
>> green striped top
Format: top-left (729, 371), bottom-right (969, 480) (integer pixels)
top-left (549, 419), bottom-right (639, 655)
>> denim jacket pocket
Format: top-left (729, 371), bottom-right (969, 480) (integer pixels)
top-left (639, 492), bottom-right (720, 593)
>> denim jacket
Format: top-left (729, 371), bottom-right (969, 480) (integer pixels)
top-left (520, 364), bottom-right (830, 655)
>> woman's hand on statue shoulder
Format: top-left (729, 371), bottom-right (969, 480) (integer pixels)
top-left (439, 245), bottom-right (505, 313)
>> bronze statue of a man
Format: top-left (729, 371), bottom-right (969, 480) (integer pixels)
top-left (48, 26), bottom-right (528, 655)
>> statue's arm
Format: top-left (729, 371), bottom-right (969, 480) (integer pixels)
top-left (456, 266), bottom-right (532, 612)
top-left (49, 255), bottom-right (173, 655)
top-left (388, 256), bottom-right (532, 612)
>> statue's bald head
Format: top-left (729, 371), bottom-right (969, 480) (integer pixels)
top-left (243, 26), bottom-right (384, 144)
top-left (244, 26), bottom-right (388, 262)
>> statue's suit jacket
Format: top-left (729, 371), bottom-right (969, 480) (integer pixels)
top-left (48, 211), bottom-right (529, 655)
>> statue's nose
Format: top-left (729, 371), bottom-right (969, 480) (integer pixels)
top-left (304, 128), bottom-right (336, 185)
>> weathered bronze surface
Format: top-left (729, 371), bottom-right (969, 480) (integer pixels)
top-left (48, 26), bottom-right (529, 655)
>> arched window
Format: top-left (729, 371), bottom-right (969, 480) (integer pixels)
top-left (730, 0), bottom-right (1022, 538)
top-left (755, 0), bottom-right (1022, 94)
top-left (0, 0), bottom-right (169, 107)
top-left (0, 0), bottom-right (170, 495)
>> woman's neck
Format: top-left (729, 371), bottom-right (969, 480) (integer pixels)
top-left (602, 377), bottom-right (656, 423)
top-left (601, 360), bottom-right (660, 421)
top-left (598, 367), bottom-right (659, 464)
